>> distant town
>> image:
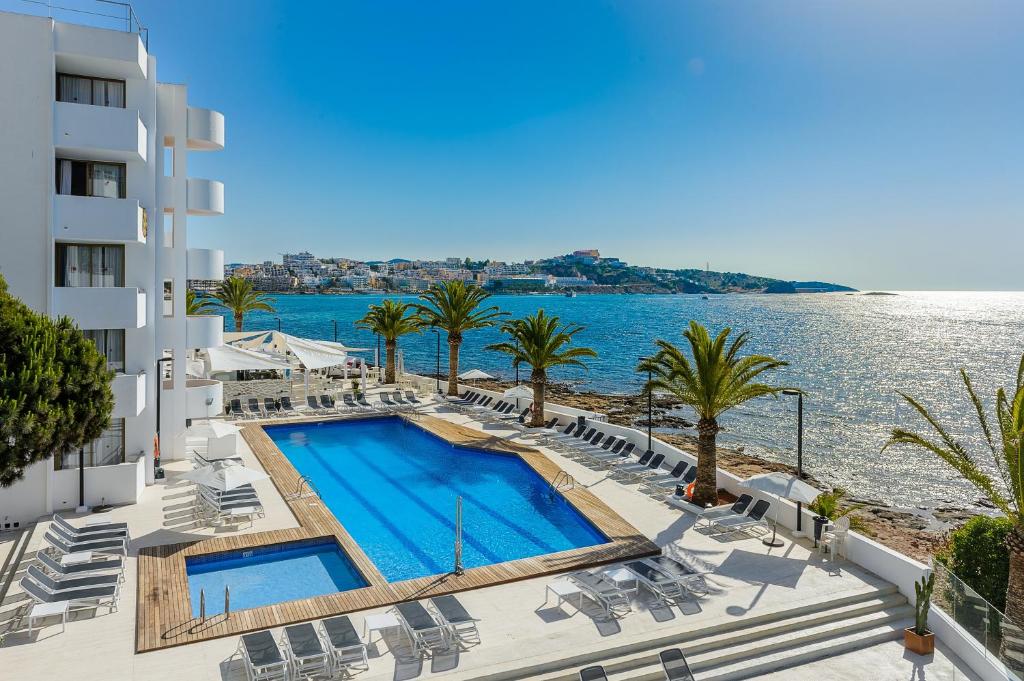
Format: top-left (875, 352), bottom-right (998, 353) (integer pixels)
top-left (191, 249), bottom-right (855, 295)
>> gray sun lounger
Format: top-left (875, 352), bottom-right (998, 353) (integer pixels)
top-left (28, 564), bottom-right (119, 592)
top-left (279, 396), bottom-right (297, 414)
top-left (579, 665), bottom-right (609, 681)
top-left (263, 398), bottom-right (281, 416)
top-left (50, 522), bottom-right (124, 544)
top-left (405, 391), bottom-right (424, 405)
top-left (394, 600), bottom-right (450, 654)
top-left (660, 648), bottom-right (696, 681)
top-left (429, 594), bottom-right (480, 644)
top-left (229, 399), bottom-right (246, 418)
top-left (319, 395), bottom-right (336, 412)
top-left (48, 525), bottom-right (127, 553)
top-left (236, 630), bottom-right (289, 681)
top-left (710, 498), bottom-right (771, 536)
top-left (624, 560), bottom-right (690, 603)
top-left (44, 531), bottom-right (126, 556)
top-left (698, 494), bottom-right (754, 527)
top-left (568, 571), bottom-right (632, 617)
top-left (38, 550), bottom-right (124, 579)
top-left (306, 395), bottom-right (324, 411)
top-left (20, 573), bottom-right (119, 613)
top-left (319, 615), bottom-right (369, 673)
top-left (643, 555), bottom-right (709, 595)
top-left (52, 514), bottom-right (129, 537)
top-left (246, 397), bottom-right (264, 418)
top-left (280, 622), bottom-right (331, 679)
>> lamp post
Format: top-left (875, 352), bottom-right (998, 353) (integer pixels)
top-left (639, 357), bottom-right (653, 455)
top-left (376, 333), bottom-right (381, 370)
top-left (514, 339), bottom-right (520, 385)
top-left (154, 356), bottom-right (173, 482)
top-left (333, 319), bottom-right (338, 343)
top-left (432, 328), bottom-right (441, 394)
top-left (274, 317), bottom-right (281, 332)
top-left (782, 388), bottom-right (805, 533)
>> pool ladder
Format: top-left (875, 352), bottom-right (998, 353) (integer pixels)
top-left (549, 471), bottom-right (575, 497)
top-left (289, 474), bottom-right (322, 501)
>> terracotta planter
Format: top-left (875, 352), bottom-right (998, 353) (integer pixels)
top-left (904, 628), bottom-right (935, 655)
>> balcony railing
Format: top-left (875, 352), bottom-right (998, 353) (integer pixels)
top-left (932, 562), bottom-right (1023, 679)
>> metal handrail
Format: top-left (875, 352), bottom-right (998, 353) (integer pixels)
top-left (291, 474), bottom-right (321, 500)
top-left (549, 471), bottom-right (575, 495)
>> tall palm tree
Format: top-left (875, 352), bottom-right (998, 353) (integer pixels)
top-left (638, 321), bottom-right (789, 507)
top-left (412, 281), bottom-right (507, 396)
top-left (487, 310), bottom-right (597, 426)
top-left (884, 355), bottom-right (1023, 632)
top-left (185, 289), bottom-right (217, 316)
top-left (214, 276), bottom-right (275, 332)
top-left (355, 299), bottom-right (421, 384)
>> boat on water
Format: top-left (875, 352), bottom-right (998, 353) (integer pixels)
top-left (565, 290), bottom-right (577, 298)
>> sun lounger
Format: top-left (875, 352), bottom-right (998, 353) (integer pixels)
top-left (50, 521), bottom-right (124, 545)
top-left (229, 399), bottom-right (246, 419)
top-left (319, 615), bottom-right (369, 674)
top-left (579, 665), bottom-right (609, 681)
top-left (319, 395), bottom-right (337, 412)
top-left (357, 394), bottom-right (385, 412)
top-left (642, 461), bottom-right (688, 490)
top-left (643, 555), bottom-right (710, 596)
top-left (28, 564), bottom-right (119, 594)
top-left (709, 498), bottom-right (771, 537)
top-left (279, 396), bottom-right (297, 414)
top-left (380, 392), bottom-right (400, 410)
top-left (44, 531), bottom-right (126, 556)
top-left (193, 450), bottom-right (245, 467)
top-left (280, 622), bottom-right (331, 679)
top-left (52, 514), bottom-right (129, 538)
top-left (246, 397), bottom-right (264, 418)
top-left (568, 571), bottom-right (632, 617)
top-left (263, 398), bottom-right (281, 417)
top-left (609, 450), bottom-right (656, 479)
top-left (20, 573), bottom-right (119, 613)
top-left (660, 648), bottom-right (696, 681)
top-left (697, 494), bottom-right (753, 526)
top-left (429, 594), bottom-right (480, 645)
top-left (623, 560), bottom-right (690, 603)
top-left (393, 600), bottom-right (450, 654)
top-left (236, 630), bottom-right (289, 681)
top-left (49, 524), bottom-right (127, 553)
top-left (37, 550), bottom-right (124, 580)
top-left (405, 391), bottom-right (424, 405)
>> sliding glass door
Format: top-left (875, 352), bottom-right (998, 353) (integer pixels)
top-left (55, 160), bottom-right (126, 198)
top-left (57, 74), bottom-right (126, 108)
top-left (82, 329), bottom-right (125, 372)
top-left (55, 244), bottom-right (125, 287)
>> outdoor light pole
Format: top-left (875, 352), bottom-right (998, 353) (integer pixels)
top-left (514, 339), bottom-right (520, 385)
top-left (376, 333), bottom-right (381, 369)
top-left (154, 356), bottom-right (173, 482)
top-left (432, 328), bottom-right (441, 394)
top-left (333, 319), bottom-right (338, 343)
top-left (275, 317), bottom-right (281, 332)
top-left (782, 389), bottom-right (805, 532)
top-left (639, 357), bottom-right (653, 455)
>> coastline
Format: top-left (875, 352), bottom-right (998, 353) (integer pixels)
top-left (468, 378), bottom-right (966, 562)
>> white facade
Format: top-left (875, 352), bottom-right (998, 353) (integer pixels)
top-left (0, 12), bottom-right (226, 527)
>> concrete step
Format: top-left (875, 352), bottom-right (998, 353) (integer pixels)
top-left (497, 586), bottom-right (902, 681)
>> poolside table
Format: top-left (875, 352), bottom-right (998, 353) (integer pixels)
top-left (363, 612), bottom-right (401, 645)
top-left (28, 600), bottom-right (68, 636)
top-left (545, 578), bottom-right (584, 612)
top-left (61, 551), bottom-right (93, 566)
top-left (85, 514), bottom-right (114, 527)
top-left (601, 567), bottom-right (640, 596)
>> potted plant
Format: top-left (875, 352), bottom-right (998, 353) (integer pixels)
top-left (905, 572), bottom-right (936, 654)
top-left (351, 378), bottom-right (362, 399)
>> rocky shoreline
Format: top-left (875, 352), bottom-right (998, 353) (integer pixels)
top-left (469, 378), bottom-right (970, 562)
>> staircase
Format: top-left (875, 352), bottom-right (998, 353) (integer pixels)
top-left (472, 586), bottom-right (912, 681)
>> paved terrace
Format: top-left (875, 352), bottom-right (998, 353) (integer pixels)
top-left (0, 390), bottom-right (979, 680)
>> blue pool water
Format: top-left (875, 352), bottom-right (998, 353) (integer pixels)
top-left (185, 540), bottom-right (367, 616)
top-left (265, 418), bottom-right (608, 581)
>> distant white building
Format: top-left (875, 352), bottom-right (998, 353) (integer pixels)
top-left (283, 251), bottom-right (319, 272)
top-left (551, 276), bottom-right (593, 288)
top-left (0, 11), bottom-right (227, 525)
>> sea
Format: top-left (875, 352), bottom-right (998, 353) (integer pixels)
top-left (242, 291), bottom-right (1024, 513)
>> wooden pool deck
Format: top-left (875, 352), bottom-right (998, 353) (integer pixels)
top-left (135, 413), bottom-right (658, 653)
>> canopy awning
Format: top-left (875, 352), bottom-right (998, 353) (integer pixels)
top-left (459, 369), bottom-right (494, 380)
top-left (205, 344), bottom-right (292, 372)
top-left (227, 331), bottom-right (350, 370)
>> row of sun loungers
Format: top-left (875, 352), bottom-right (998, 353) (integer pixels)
top-left (581, 648), bottom-right (696, 681)
top-left (228, 390), bottom-right (428, 420)
top-left (234, 595), bottom-right (479, 679)
top-left (19, 516), bottom-right (128, 621)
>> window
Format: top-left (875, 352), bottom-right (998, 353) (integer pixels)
top-left (56, 73), bottom-right (125, 108)
top-left (55, 244), bottom-right (124, 287)
top-left (56, 419), bottom-right (125, 469)
top-left (163, 279), bottom-right (174, 317)
top-left (162, 213), bottom-right (173, 248)
top-left (81, 329), bottom-right (125, 372)
top-left (55, 160), bottom-right (126, 198)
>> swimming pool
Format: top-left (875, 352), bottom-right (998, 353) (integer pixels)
top-left (265, 417), bottom-right (608, 581)
top-left (185, 539), bottom-right (367, 616)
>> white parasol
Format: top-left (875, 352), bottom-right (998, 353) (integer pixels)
top-left (186, 421), bottom-right (240, 439)
top-left (503, 384), bottom-right (534, 410)
top-left (458, 369), bottom-right (494, 381)
top-left (741, 472), bottom-right (821, 547)
top-left (178, 461), bottom-right (268, 491)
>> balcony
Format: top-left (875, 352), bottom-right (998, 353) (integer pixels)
top-left (186, 315), bottom-right (224, 349)
top-left (53, 195), bottom-right (146, 244)
top-left (186, 248), bottom-right (224, 281)
top-left (54, 102), bottom-right (147, 163)
top-left (54, 22), bottom-right (147, 80)
top-left (185, 379), bottom-right (223, 420)
top-left (52, 287), bottom-right (146, 329)
top-left (186, 178), bottom-right (225, 216)
top-left (187, 107), bottom-right (225, 151)
top-left (111, 371), bottom-right (146, 418)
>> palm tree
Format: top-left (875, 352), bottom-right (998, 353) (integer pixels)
top-left (884, 355), bottom-right (1023, 632)
top-left (487, 310), bottom-right (597, 426)
top-left (412, 281), bottom-right (507, 396)
top-left (355, 299), bottom-right (421, 384)
top-left (213, 276), bottom-right (275, 332)
top-left (638, 321), bottom-right (790, 507)
top-left (185, 289), bottom-right (218, 316)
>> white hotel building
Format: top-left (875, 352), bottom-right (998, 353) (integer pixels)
top-left (0, 12), bottom-right (226, 527)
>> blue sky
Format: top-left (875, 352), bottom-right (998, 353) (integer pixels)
top-left (13, 1), bottom-right (1023, 289)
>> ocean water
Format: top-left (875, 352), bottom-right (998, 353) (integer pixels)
top-left (265, 418), bottom-right (607, 581)
top-left (185, 540), bottom-right (367, 616)
top-left (242, 292), bottom-right (1024, 511)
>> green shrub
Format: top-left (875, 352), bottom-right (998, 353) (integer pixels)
top-left (935, 515), bottom-right (1012, 610)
